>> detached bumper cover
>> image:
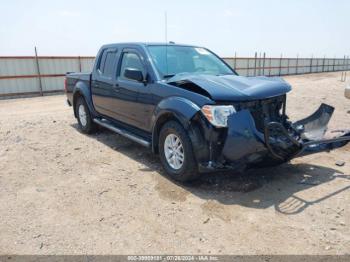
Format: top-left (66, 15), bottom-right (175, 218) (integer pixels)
top-left (222, 104), bottom-right (350, 166)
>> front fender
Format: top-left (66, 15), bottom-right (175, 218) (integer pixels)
top-left (152, 97), bottom-right (201, 128)
top-left (151, 96), bottom-right (201, 152)
top-left (73, 81), bottom-right (97, 118)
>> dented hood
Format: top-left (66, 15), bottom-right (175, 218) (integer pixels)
top-left (167, 74), bottom-right (291, 101)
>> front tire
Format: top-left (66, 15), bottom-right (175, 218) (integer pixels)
top-left (159, 121), bottom-right (199, 182)
top-left (75, 97), bottom-right (97, 134)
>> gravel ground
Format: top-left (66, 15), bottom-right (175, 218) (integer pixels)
top-left (0, 72), bottom-right (349, 255)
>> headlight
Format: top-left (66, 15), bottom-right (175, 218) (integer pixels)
top-left (201, 105), bottom-right (236, 127)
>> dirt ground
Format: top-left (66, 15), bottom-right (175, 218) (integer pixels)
top-left (0, 72), bottom-right (349, 255)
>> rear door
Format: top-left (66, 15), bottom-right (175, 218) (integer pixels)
top-left (91, 48), bottom-right (120, 119)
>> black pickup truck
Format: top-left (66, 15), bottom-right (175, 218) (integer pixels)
top-left (65, 42), bottom-right (350, 182)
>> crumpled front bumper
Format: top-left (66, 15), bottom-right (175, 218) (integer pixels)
top-left (221, 103), bottom-right (350, 168)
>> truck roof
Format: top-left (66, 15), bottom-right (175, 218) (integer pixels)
top-left (100, 42), bottom-right (199, 49)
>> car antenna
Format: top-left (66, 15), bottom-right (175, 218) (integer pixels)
top-left (165, 11), bottom-right (169, 75)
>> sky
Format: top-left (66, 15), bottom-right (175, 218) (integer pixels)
top-left (0, 0), bottom-right (349, 58)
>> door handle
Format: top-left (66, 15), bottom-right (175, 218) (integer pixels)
top-left (113, 84), bottom-right (120, 92)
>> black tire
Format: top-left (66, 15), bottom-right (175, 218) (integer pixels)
top-left (75, 97), bottom-right (97, 134)
top-left (159, 121), bottom-right (200, 182)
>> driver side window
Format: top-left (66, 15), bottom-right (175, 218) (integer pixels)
top-left (119, 52), bottom-right (145, 80)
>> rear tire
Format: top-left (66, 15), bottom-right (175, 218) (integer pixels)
top-left (159, 121), bottom-right (200, 182)
top-left (75, 97), bottom-right (97, 134)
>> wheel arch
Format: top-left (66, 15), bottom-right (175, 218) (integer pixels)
top-left (72, 81), bottom-right (96, 118)
top-left (151, 97), bottom-right (202, 154)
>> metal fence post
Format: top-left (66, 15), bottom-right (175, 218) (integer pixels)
top-left (287, 57), bottom-right (290, 75)
top-left (34, 46), bottom-right (43, 96)
top-left (262, 52), bottom-right (266, 76)
top-left (333, 56), bottom-right (335, 72)
top-left (78, 56), bottom-right (82, 72)
top-left (296, 54), bottom-right (299, 75)
top-left (234, 52), bottom-right (237, 69)
top-left (254, 52), bottom-right (257, 76)
top-left (309, 55), bottom-right (313, 74)
top-left (247, 57), bottom-right (250, 77)
top-left (259, 52), bottom-right (262, 75)
top-left (278, 54), bottom-right (282, 76)
top-left (322, 55), bottom-right (325, 72)
top-left (258, 52), bottom-right (260, 75)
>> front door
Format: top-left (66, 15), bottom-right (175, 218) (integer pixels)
top-left (113, 49), bottom-right (150, 129)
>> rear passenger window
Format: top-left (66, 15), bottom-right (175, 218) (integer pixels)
top-left (97, 50), bottom-right (107, 73)
top-left (98, 49), bottom-right (117, 77)
top-left (103, 52), bottom-right (118, 77)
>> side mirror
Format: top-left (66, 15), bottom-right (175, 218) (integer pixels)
top-left (124, 68), bottom-right (145, 82)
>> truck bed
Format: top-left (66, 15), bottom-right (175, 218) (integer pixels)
top-left (65, 72), bottom-right (91, 105)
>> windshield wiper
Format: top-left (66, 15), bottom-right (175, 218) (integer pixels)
top-left (216, 73), bottom-right (235, 76)
top-left (163, 74), bottom-right (176, 79)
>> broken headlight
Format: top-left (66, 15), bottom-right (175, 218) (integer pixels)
top-left (201, 105), bottom-right (236, 127)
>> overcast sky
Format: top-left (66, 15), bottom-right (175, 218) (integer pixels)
top-left (1, 0), bottom-right (349, 57)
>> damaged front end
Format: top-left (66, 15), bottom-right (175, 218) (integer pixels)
top-left (197, 95), bottom-right (350, 172)
top-left (165, 74), bottom-right (350, 172)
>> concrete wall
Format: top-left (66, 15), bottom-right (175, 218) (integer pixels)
top-left (0, 56), bottom-right (349, 97)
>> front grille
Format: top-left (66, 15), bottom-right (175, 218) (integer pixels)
top-left (237, 95), bottom-right (286, 133)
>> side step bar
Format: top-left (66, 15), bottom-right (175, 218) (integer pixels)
top-left (93, 118), bottom-right (151, 148)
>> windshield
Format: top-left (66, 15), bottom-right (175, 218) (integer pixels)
top-left (147, 45), bottom-right (235, 79)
